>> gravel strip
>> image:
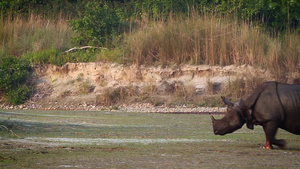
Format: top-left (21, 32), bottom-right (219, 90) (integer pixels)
top-left (1, 103), bottom-right (226, 114)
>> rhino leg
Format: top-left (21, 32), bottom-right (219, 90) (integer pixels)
top-left (262, 121), bottom-right (286, 149)
top-left (263, 140), bottom-right (273, 149)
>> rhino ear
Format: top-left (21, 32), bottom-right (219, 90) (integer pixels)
top-left (221, 96), bottom-right (234, 107)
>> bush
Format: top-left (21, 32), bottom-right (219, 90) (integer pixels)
top-left (69, 2), bottom-right (122, 47)
top-left (23, 48), bottom-right (104, 66)
top-left (64, 49), bottom-right (99, 64)
top-left (0, 57), bottom-right (31, 105)
top-left (6, 84), bottom-right (31, 105)
top-left (23, 48), bottom-right (61, 65)
top-left (0, 57), bottom-right (30, 91)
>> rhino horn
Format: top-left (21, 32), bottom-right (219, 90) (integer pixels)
top-left (210, 114), bottom-right (217, 123)
top-left (221, 96), bottom-right (234, 107)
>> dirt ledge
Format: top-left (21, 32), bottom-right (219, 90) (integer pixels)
top-left (1, 62), bottom-right (278, 111)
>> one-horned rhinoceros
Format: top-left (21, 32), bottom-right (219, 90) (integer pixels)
top-left (211, 81), bottom-right (300, 149)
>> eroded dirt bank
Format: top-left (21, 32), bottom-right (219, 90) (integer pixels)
top-left (1, 62), bottom-right (276, 111)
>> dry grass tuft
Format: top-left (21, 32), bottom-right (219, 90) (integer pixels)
top-left (124, 13), bottom-right (299, 78)
top-left (96, 86), bottom-right (137, 106)
top-left (77, 81), bottom-right (95, 95)
top-left (0, 13), bottom-right (73, 58)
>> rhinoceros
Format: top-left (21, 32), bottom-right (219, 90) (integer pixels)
top-left (211, 81), bottom-right (300, 149)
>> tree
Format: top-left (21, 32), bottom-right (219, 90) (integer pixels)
top-left (69, 2), bottom-right (122, 47)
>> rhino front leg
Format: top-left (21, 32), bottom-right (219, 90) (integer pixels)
top-left (262, 121), bottom-right (286, 149)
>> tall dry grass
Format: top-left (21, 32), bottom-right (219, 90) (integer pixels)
top-left (1, 12), bottom-right (298, 79)
top-left (0, 13), bottom-right (73, 58)
top-left (124, 13), bottom-right (300, 79)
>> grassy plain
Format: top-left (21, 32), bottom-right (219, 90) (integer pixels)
top-left (0, 109), bottom-right (299, 168)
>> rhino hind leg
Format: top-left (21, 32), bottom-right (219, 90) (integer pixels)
top-left (263, 139), bottom-right (286, 149)
top-left (263, 140), bottom-right (273, 149)
top-left (262, 121), bottom-right (286, 149)
top-left (292, 123), bottom-right (300, 134)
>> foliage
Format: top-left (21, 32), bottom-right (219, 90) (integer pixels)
top-left (131, 0), bottom-right (200, 18)
top-left (1, 0), bottom-right (299, 33)
top-left (1, 0), bottom-right (299, 51)
top-left (210, 0), bottom-right (300, 31)
top-left (23, 47), bottom-right (104, 66)
top-left (0, 57), bottom-right (31, 105)
top-left (95, 48), bottom-right (124, 63)
top-left (0, 57), bottom-right (30, 91)
top-left (68, 2), bottom-right (123, 47)
top-left (23, 48), bottom-right (61, 65)
top-left (64, 49), bottom-right (100, 64)
top-left (66, 0), bottom-right (299, 48)
top-left (0, 0), bottom-right (89, 17)
top-left (6, 84), bottom-right (31, 105)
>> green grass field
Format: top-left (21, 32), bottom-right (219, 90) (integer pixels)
top-left (0, 109), bottom-right (299, 168)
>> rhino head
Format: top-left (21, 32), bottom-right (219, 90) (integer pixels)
top-left (211, 96), bottom-right (247, 135)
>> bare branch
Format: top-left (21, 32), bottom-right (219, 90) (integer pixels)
top-left (63, 46), bottom-right (107, 54)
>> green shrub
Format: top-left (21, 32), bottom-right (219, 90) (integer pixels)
top-left (23, 48), bottom-right (61, 65)
top-left (68, 2), bottom-right (122, 47)
top-left (0, 57), bottom-right (30, 91)
top-left (95, 48), bottom-right (123, 63)
top-left (64, 49), bottom-right (99, 64)
top-left (6, 84), bottom-right (31, 105)
top-left (23, 48), bottom-right (104, 66)
top-left (0, 57), bottom-right (31, 105)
